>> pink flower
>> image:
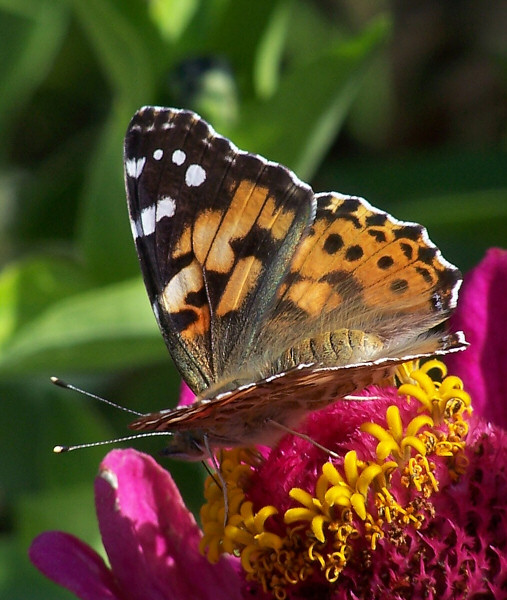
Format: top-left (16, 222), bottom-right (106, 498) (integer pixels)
top-left (30, 371), bottom-right (507, 599)
top-left (239, 389), bottom-right (507, 599)
top-left (30, 250), bottom-right (507, 599)
top-left (29, 449), bottom-right (242, 600)
top-left (446, 247), bottom-right (507, 429)
top-left (178, 381), bottom-right (196, 406)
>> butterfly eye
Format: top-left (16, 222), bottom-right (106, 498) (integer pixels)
top-left (160, 431), bottom-right (207, 461)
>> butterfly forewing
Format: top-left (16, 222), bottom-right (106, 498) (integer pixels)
top-left (125, 107), bottom-right (315, 393)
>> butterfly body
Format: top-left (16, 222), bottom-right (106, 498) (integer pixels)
top-left (124, 106), bottom-right (466, 459)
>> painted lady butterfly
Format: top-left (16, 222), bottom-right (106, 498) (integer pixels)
top-left (124, 106), bottom-right (466, 460)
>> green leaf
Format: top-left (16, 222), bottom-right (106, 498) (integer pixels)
top-left (234, 17), bottom-right (389, 181)
top-left (18, 483), bottom-right (99, 549)
top-left (69, 0), bottom-right (161, 102)
top-left (316, 148), bottom-right (507, 270)
top-left (391, 188), bottom-right (507, 271)
top-left (208, 0), bottom-right (288, 95)
top-left (149, 0), bottom-right (199, 42)
top-left (0, 255), bottom-right (91, 348)
top-left (0, 378), bottom-right (114, 496)
top-left (253, 0), bottom-right (292, 98)
top-left (76, 103), bottom-right (141, 282)
top-left (0, 277), bottom-right (167, 376)
top-left (0, 1), bottom-right (68, 146)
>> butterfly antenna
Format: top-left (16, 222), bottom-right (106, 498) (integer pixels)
top-left (51, 376), bottom-right (142, 417)
top-left (51, 376), bottom-right (159, 454)
top-left (54, 432), bottom-right (172, 453)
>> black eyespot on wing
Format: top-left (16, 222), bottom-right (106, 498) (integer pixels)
top-left (323, 233), bottom-right (344, 254)
top-left (345, 245), bottom-right (364, 262)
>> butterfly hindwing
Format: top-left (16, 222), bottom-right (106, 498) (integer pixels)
top-left (129, 331), bottom-right (466, 450)
top-left (254, 192), bottom-right (461, 367)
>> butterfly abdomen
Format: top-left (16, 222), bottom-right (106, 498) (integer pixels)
top-left (275, 329), bottom-right (384, 371)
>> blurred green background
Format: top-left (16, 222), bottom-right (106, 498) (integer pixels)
top-left (0, 1), bottom-right (506, 597)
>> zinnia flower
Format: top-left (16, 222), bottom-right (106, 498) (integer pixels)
top-left (199, 362), bottom-right (507, 599)
top-left (445, 248), bottom-right (507, 429)
top-left (30, 249), bottom-right (507, 599)
top-left (29, 449), bottom-right (243, 600)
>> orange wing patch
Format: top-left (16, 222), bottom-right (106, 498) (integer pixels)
top-left (164, 178), bottom-right (303, 338)
top-left (217, 256), bottom-right (263, 316)
top-left (160, 260), bottom-right (210, 340)
top-left (279, 193), bottom-right (453, 322)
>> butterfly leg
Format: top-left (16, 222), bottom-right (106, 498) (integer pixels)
top-left (267, 420), bottom-right (339, 458)
top-left (203, 434), bottom-right (230, 527)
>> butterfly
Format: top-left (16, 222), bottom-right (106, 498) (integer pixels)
top-left (124, 106), bottom-right (466, 460)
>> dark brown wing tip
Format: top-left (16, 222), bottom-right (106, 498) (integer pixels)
top-left (437, 330), bottom-right (468, 354)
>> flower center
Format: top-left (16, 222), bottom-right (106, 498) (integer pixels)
top-left (199, 359), bottom-right (472, 598)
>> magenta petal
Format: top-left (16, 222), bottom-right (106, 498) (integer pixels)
top-left (96, 449), bottom-right (242, 600)
top-left (447, 248), bottom-right (507, 428)
top-left (29, 531), bottom-right (123, 600)
top-left (178, 381), bottom-right (196, 406)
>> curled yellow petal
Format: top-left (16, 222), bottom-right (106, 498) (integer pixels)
top-left (439, 374), bottom-right (464, 392)
top-left (405, 414), bottom-right (433, 437)
top-left (316, 472), bottom-right (330, 501)
top-left (420, 359), bottom-right (447, 377)
top-left (440, 388), bottom-right (471, 406)
top-left (256, 531), bottom-right (283, 550)
top-left (400, 435), bottom-right (427, 456)
top-left (409, 370), bottom-right (436, 397)
top-left (200, 535), bottom-right (222, 563)
top-left (343, 451), bottom-right (359, 486)
top-left (350, 492), bottom-right (367, 520)
top-left (377, 439), bottom-right (400, 461)
top-left (284, 507), bottom-right (317, 524)
top-left (240, 545), bottom-right (260, 573)
top-left (311, 514), bottom-right (328, 542)
top-left (360, 422), bottom-right (392, 442)
top-left (397, 383), bottom-right (430, 407)
top-left (225, 524), bottom-right (254, 546)
top-left (386, 405), bottom-right (403, 440)
top-left (201, 520), bottom-right (224, 536)
top-left (253, 505), bottom-right (278, 532)
top-left (322, 461), bottom-right (345, 486)
top-left (325, 484), bottom-right (352, 506)
top-left (289, 487), bottom-right (315, 509)
top-left (356, 463), bottom-right (383, 497)
top-left (240, 500), bottom-right (255, 528)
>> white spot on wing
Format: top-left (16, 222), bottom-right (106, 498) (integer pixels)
top-left (153, 149), bottom-right (163, 160)
top-left (125, 157), bottom-right (146, 178)
top-left (185, 164), bottom-right (206, 187)
top-left (152, 301), bottom-right (160, 324)
top-left (140, 205), bottom-right (156, 236)
top-left (157, 196), bottom-right (176, 220)
top-left (130, 216), bottom-right (141, 240)
top-left (172, 149), bottom-right (186, 165)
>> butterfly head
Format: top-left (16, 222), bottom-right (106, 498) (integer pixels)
top-left (159, 430), bottom-right (208, 461)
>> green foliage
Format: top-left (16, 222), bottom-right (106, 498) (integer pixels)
top-left (0, 1), bottom-right (505, 598)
